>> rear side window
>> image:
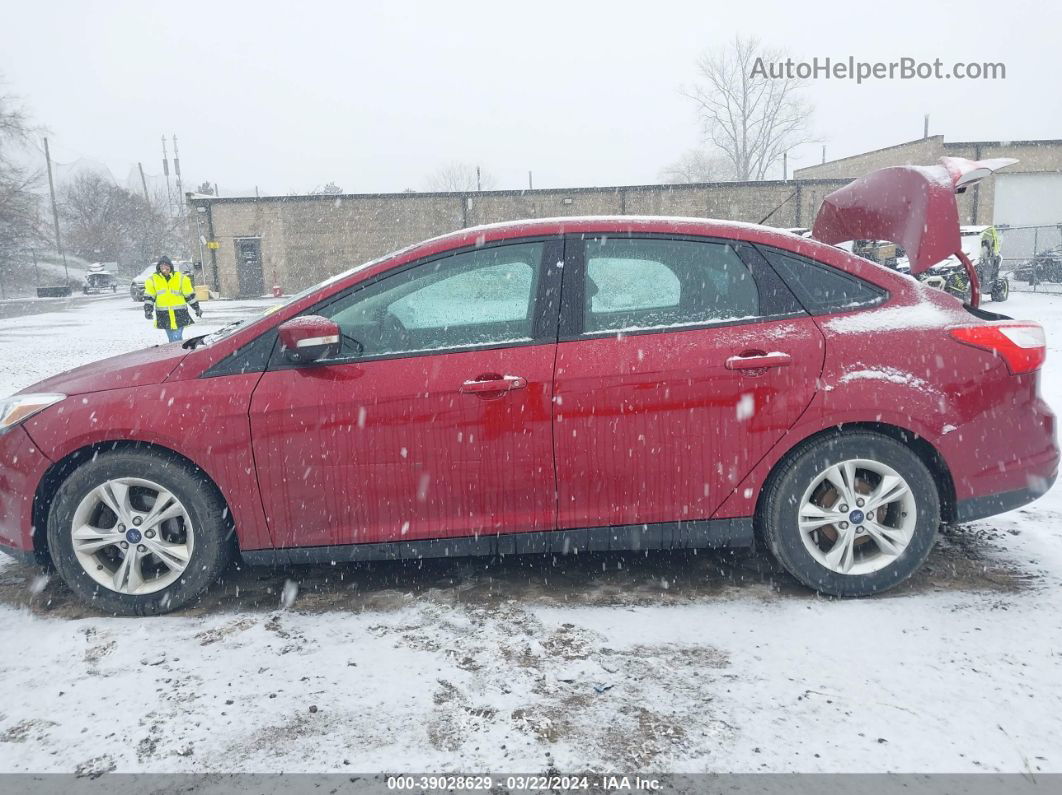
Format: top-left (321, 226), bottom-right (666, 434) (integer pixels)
top-left (760, 247), bottom-right (885, 315)
top-left (582, 238), bottom-right (760, 333)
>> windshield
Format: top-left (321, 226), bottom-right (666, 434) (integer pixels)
top-left (196, 248), bottom-right (410, 347)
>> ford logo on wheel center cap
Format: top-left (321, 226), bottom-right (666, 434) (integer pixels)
top-left (125, 528), bottom-right (143, 544)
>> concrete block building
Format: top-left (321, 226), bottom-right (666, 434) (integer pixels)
top-left (188, 136), bottom-right (1062, 298)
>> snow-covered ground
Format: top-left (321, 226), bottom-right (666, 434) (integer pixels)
top-left (0, 292), bottom-right (1060, 775)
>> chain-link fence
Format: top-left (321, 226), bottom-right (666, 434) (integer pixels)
top-left (999, 223), bottom-right (1062, 294)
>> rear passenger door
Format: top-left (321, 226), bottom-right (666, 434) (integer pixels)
top-left (552, 235), bottom-right (825, 531)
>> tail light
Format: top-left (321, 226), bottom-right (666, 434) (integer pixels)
top-left (948, 322), bottom-right (1046, 374)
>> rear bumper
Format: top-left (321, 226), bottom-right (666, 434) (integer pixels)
top-left (936, 390), bottom-right (1059, 509)
top-left (954, 474), bottom-right (1057, 523)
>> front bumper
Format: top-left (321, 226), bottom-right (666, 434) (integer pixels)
top-left (0, 426), bottom-right (52, 560)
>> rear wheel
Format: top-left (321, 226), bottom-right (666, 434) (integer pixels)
top-left (47, 450), bottom-right (233, 615)
top-left (759, 432), bottom-right (940, 596)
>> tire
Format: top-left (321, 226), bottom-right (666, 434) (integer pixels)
top-left (759, 432), bottom-right (940, 597)
top-left (47, 450), bottom-right (233, 615)
top-left (991, 279), bottom-right (1009, 303)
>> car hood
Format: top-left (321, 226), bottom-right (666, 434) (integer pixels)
top-left (812, 157), bottom-right (1016, 274)
top-left (20, 344), bottom-right (190, 397)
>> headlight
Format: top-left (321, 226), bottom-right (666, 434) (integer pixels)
top-left (0, 393), bottom-right (66, 434)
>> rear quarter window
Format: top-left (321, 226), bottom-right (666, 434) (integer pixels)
top-left (760, 247), bottom-right (886, 315)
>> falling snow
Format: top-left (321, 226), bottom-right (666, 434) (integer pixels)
top-left (0, 292), bottom-right (1060, 774)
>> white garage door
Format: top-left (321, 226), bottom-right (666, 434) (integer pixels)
top-left (994, 173), bottom-right (1062, 226)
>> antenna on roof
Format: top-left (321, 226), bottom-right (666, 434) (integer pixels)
top-left (758, 189), bottom-right (800, 226)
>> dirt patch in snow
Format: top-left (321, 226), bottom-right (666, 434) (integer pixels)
top-left (0, 525), bottom-right (1036, 620)
top-left (903, 522), bottom-right (1043, 595)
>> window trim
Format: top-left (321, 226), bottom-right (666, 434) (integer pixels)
top-left (559, 233), bottom-right (806, 342)
top-left (265, 236), bottom-right (564, 371)
top-left (754, 243), bottom-right (889, 317)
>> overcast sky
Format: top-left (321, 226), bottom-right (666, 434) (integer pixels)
top-left (2, 0), bottom-right (1059, 196)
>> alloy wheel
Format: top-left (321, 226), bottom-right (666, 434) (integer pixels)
top-left (797, 459), bottom-right (917, 576)
top-left (69, 477), bottom-right (194, 595)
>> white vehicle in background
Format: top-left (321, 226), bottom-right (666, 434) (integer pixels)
top-left (129, 261), bottom-right (195, 302)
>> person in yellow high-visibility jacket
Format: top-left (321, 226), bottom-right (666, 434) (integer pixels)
top-left (978, 226), bottom-right (1003, 290)
top-left (144, 255), bottom-right (201, 342)
top-left (981, 225), bottom-right (1002, 259)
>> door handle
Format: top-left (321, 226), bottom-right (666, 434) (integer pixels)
top-left (460, 375), bottom-right (528, 394)
top-left (725, 351), bottom-right (793, 370)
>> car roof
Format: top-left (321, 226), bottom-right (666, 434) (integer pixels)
top-left (394, 215), bottom-right (834, 261)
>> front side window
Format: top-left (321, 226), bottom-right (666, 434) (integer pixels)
top-left (582, 238), bottom-right (760, 333)
top-left (316, 241), bottom-right (544, 358)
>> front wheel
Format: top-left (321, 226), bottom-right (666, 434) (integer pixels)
top-left (759, 432), bottom-right (940, 596)
top-left (47, 450), bottom-right (233, 615)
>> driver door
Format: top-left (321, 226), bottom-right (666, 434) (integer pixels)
top-left (248, 238), bottom-right (562, 550)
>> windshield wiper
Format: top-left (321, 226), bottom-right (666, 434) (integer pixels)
top-left (182, 335), bottom-right (208, 350)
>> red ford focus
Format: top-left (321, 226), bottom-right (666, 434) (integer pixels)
top-left (0, 159), bottom-right (1057, 614)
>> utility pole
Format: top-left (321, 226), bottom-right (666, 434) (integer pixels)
top-left (476, 166), bottom-right (481, 192)
top-left (821, 145), bottom-right (826, 164)
top-left (162, 136), bottom-right (173, 215)
top-left (43, 137), bottom-right (69, 286)
top-left (923, 114), bottom-right (930, 140)
top-left (783, 151), bottom-right (788, 181)
top-left (528, 170), bottom-right (533, 190)
top-left (172, 134), bottom-right (197, 265)
top-left (172, 135), bottom-right (184, 215)
top-left (138, 162), bottom-right (151, 205)
top-left (194, 208), bottom-right (207, 275)
top-left (204, 201), bottom-right (220, 292)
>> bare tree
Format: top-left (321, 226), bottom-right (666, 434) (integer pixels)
top-left (0, 88), bottom-right (46, 292)
top-left (194, 180), bottom-right (215, 196)
top-left (684, 37), bottom-right (813, 181)
top-left (61, 172), bottom-right (182, 274)
top-left (659, 149), bottom-right (736, 184)
top-left (426, 162), bottom-right (495, 192)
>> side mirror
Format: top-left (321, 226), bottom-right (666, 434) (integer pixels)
top-left (278, 315), bottom-right (341, 364)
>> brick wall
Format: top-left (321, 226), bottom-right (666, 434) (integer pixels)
top-left (190, 180), bottom-right (852, 297)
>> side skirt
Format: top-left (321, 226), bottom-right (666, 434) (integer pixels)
top-left (241, 518), bottom-right (754, 567)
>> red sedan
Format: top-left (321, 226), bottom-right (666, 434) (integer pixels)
top-left (0, 160), bottom-right (1057, 614)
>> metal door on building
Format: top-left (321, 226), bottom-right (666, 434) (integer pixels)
top-left (235, 238), bottom-right (265, 297)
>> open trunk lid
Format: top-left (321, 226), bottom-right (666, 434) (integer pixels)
top-left (811, 156), bottom-right (1016, 275)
